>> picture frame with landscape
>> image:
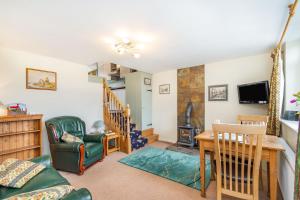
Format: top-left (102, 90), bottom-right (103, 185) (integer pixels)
top-left (26, 68), bottom-right (57, 91)
top-left (208, 84), bottom-right (228, 101)
top-left (159, 84), bottom-right (170, 94)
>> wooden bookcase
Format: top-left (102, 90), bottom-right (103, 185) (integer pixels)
top-left (0, 114), bottom-right (43, 163)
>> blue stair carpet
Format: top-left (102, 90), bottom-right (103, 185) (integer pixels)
top-left (130, 130), bottom-right (148, 150)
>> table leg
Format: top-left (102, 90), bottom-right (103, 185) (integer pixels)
top-left (210, 151), bottom-right (215, 181)
top-left (267, 162), bottom-right (270, 195)
top-left (200, 141), bottom-right (206, 197)
top-left (269, 151), bottom-right (278, 200)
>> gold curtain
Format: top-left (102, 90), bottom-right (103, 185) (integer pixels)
top-left (267, 48), bottom-right (282, 136)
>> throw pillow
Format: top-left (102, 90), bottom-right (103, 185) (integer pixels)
top-left (5, 185), bottom-right (74, 200)
top-left (61, 132), bottom-right (83, 143)
top-left (0, 164), bottom-right (5, 172)
top-left (0, 158), bottom-right (45, 188)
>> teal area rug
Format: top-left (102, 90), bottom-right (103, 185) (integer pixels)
top-left (119, 147), bottom-right (211, 190)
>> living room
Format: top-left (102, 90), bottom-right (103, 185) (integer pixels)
top-left (0, 1), bottom-right (300, 200)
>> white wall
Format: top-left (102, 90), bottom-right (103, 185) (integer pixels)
top-left (152, 53), bottom-right (272, 143)
top-left (113, 89), bottom-right (126, 105)
top-left (0, 47), bottom-right (102, 155)
top-left (205, 53), bottom-right (272, 128)
top-left (285, 39), bottom-right (300, 111)
top-left (152, 70), bottom-right (177, 143)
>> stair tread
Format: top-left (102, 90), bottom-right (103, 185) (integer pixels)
top-left (144, 134), bottom-right (159, 138)
top-left (144, 134), bottom-right (159, 144)
top-left (142, 128), bottom-right (154, 137)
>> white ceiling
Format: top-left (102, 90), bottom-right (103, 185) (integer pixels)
top-left (0, 0), bottom-right (299, 73)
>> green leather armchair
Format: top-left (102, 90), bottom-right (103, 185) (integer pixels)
top-left (45, 116), bottom-right (105, 174)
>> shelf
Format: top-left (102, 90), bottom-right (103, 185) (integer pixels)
top-left (0, 130), bottom-right (41, 137)
top-left (0, 145), bottom-right (40, 156)
top-left (0, 114), bottom-right (43, 122)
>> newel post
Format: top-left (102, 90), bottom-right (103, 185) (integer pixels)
top-left (125, 104), bottom-right (132, 154)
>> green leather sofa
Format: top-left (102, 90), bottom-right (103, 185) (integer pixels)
top-left (45, 116), bottom-right (105, 174)
top-left (0, 155), bottom-right (92, 200)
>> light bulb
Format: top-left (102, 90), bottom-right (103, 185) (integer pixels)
top-left (122, 38), bottom-right (130, 44)
top-left (136, 44), bottom-right (145, 50)
top-left (133, 53), bottom-right (141, 59)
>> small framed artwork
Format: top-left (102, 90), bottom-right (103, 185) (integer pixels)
top-left (159, 84), bottom-right (170, 94)
top-left (144, 78), bottom-right (151, 85)
top-left (208, 84), bottom-right (228, 101)
top-left (26, 68), bottom-right (57, 91)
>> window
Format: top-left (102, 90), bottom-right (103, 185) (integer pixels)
top-left (283, 39), bottom-right (300, 116)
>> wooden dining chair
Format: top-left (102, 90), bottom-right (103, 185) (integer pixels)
top-left (237, 115), bottom-right (269, 126)
top-left (212, 123), bottom-right (267, 200)
top-left (237, 114), bottom-right (268, 190)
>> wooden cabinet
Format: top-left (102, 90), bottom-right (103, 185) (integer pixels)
top-left (0, 114), bottom-right (43, 162)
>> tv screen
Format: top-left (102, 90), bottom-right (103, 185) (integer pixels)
top-left (238, 81), bottom-right (269, 104)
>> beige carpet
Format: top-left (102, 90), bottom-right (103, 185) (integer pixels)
top-left (61, 142), bottom-right (272, 200)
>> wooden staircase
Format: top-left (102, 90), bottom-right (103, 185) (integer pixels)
top-left (142, 128), bottom-right (159, 144)
top-left (103, 80), bottom-right (131, 154)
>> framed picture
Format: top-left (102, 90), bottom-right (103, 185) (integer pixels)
top-left (26, 68), bottom-right (57, 91)
top-left (144, 78), bottom-right (151, 85)
top-left (159, 84), bottom-right (170, 94)
top-left (208, 84), bottom-right (228, 101)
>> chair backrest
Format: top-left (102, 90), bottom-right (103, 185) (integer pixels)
top-left (45, 116), bottom-right (86, 144)
top-left (212, 123), bottom-right (266, 200)
top-left (237, 115), bottom-right (269, 126)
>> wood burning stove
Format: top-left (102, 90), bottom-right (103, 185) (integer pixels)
top-left (177, 101), bottom-right (197, 147)
top-left (177, 126), bottom-right (196, 147)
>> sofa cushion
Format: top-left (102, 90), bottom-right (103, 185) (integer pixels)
top-left (0, 165), bottom-right (5, 172)
top-left (0, 159), bottom-right (45, 188)
top-left (5, 185), bottom-right (74, 200)
top-left (84, 143), bottom-right (102, 159)
top-left (0, 167), bottom-right (69, 199)
top-left (61, 132), bottom-right (83, 144)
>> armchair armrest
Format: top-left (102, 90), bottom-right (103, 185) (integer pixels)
top-left (83, 134), bottom-right (105, 143)
top-left (50, 143), bottom-right (85, 174)
top-left (62, 188), bottom-right (92, 200)
top-left (30, 155), bottom-right (52, 168)
top-left (52, 143), bottom-right (83, 153)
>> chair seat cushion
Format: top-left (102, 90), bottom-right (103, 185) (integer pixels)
top-left (84, 143), bottom-right (102, 159)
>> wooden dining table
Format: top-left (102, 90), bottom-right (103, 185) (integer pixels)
top-left (195, 131), bottom-right (285, 200)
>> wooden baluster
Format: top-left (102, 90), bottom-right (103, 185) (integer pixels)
top-left (117, 102), bottom-right (119, 130)
top-left (126, 104), bottom-right (131, 154)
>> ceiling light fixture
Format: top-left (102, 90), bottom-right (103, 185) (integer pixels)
top-left (104, 33), bottom-right (151, 58)
top-left (112, 38), bottom-right (144, 58)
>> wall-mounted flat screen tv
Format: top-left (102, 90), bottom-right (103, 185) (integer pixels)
top-left (237, 81), bottom-right (270, 104)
